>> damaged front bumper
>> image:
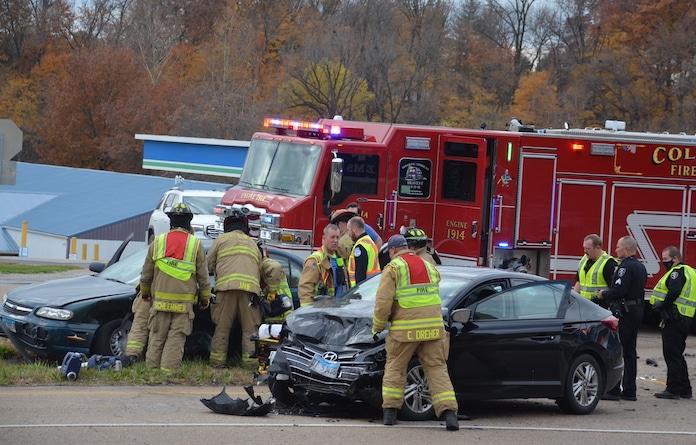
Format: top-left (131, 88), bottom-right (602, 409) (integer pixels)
top-left (269, 339), bottom-right (386, 406)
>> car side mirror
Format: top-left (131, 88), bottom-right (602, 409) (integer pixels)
top-left (451, 308), bottom-right (472, 324)
top-left (89, 262), bottom-right (106, 273)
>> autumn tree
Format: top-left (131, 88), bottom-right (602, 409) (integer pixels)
top-left (35, 46), bottom-right (175, 172)
top-left (279, 60), bottom-right (374, 119)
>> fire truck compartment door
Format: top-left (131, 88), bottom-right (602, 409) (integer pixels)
top-left (517, 154), bottom-right (556, 247)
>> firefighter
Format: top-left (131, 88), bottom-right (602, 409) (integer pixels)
top-left (330, 209), bottom-right (355, 265)
top-left (207, 211), bottom-right (262, 367)
top-left (124, 287), bottom-right (150, 363)
top-left (141, 203), bottom-right (211, 372)
top-left (298, 223), bottom-right (347, 306)
top-left (259, 255), bottom-right (294, 323)
top-left (401, 226), bottom-right (437, 265)
top-left (573, 234), bottom-right (617, 305)
top-left (372, 234), bottom-right (459, 430)
top-left (650, 246), bottom-right (696, 400)
top-left (347, 216), bottom-right (381, 286)
top-left (598, 236), bottom-right (647, 401)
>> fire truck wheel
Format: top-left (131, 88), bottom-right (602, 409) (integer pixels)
top-left (268, 374), bottom-right (298, 408)
top-left (399, 358), bottom-right (436, 421)
top-left (92, 319), bottom-right (126, 357)
top-left (556, 353), bottom-right (602, 415)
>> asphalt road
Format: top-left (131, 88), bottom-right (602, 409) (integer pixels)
top-left (1, 262), bottom-right (696, 444)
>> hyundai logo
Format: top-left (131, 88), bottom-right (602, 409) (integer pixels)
top-left (322, 351), bottom-right (338, 361)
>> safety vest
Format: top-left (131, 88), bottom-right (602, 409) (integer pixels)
top-left (153, 232), bottom-right (199, 282)
top-left (308, 249), bottom-right (345, 297)
top-left (577, 252), bottom-right (613, 300)
top-left (348, 235), bottom-right (380, 287)
top-left (649, 263), bottom-right (696, 318)
top-left (385, 254), bottom-right (444, 340)
top-left (152, 232), bottom-right (200, 312)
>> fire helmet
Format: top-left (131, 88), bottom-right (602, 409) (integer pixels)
top-left (166, 203), bottom-right (194, 221)
top-left (400, 226), bottom-right (428, 243)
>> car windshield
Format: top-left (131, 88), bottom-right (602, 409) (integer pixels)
top-left (344, 272), bottom-right (471, 307)
top-left (182, 196), bottom-right (222, 214)
top-left (238, 139), bottom-right (321, 196)
top-left (97, 247), bottom-right (148, 287)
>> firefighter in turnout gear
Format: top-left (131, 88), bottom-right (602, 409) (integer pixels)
top-left (573, 234), bottom-right (617, 305)
top-left (650, 246), bottom-right (696, 400)
top-left (372, 235), bottom-right (459, 431)
top-left (298, 224), bottom-right (347, 306)
top-left (401, 226), bottom-right (437, 265)
top-left (207, 211), bottom-right (263, 366)
top-left (347, 216), bottom-right (380, 287)
top-left (140, 203), bottom-right (211, 372)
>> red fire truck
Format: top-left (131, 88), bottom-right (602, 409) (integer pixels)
top-left (213, 116), bottom-right (696, 293)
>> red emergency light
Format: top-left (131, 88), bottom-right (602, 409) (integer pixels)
top-left (263, 118), bottom-right (364, 141)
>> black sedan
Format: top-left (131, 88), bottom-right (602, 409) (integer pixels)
top-left (0, 238), bottom-right (303, 361)
top-left (268, 267), bottom-right (623, 417)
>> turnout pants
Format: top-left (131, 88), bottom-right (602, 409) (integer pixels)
top-left (145, 308), bottom-right (194, 372)
top-left (381, 334), bottom-right (458, 418)
top-left (210, 289), bottom-right (262, 364)
top-left (125, 293), bottom-right (151, 359)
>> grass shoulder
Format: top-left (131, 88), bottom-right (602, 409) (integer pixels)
top-left (0, 263), bottom-right (85, 274)
top-left (0, 340), bottom-right (256, 386)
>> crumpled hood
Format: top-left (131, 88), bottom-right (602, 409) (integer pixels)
top-left (285, 298), bottom-right (377, 348)
top-left (5, 275), bottom-right (134, 308)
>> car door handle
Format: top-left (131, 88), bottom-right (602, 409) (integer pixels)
top-left (530, 335), bottom-right (555, 341)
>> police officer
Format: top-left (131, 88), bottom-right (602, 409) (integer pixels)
top-left (372, 235), bottom-right (459, 430)
top-left (347, 216), bottom-right (381, 286)
top-left (598, 235), bottom-right (647, 401)
top-left (573, 234), bottom-right (617, 305)
top-left (298, 224), bottom-right (347, 306)
top-left (141, 203), bottom-right (211, 372)
top-left (402, 226), bottom-right (437, 265)
top-left (346, 202), bottom-right (383, 249)
top-left (207, 211), bottom-right (262, 367)
top-left (650, 246), bottom-right (696, 399)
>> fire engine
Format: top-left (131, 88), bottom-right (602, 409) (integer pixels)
top-left (212, 116), bottom-right (696, 294)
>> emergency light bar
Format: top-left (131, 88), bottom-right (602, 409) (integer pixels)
top-left (263, 118), bottom-right (364, 141)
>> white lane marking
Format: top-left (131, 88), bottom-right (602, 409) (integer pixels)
top-left (0, 423), bottom-right (695, 435)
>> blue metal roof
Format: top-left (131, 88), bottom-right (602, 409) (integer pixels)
top-left (0, 162), bottom-right (231, 251)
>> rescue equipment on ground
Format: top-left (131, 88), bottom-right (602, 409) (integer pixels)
top-left (58, 352), bottom-right (123, 380)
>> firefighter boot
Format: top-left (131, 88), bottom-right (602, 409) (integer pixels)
top-left (443, 410), bottom-right (459, 431)
top-left (383, 408), bottom-right (397, 426)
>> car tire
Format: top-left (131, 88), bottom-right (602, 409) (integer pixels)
top-left (268, 374), bottom-right (298, 408)
top-left (399, 358), bottom-right (436, 421)
top-left (557, 353), bottom-right (602, 415)
top-left (92, 319), bottom-right (126, 357)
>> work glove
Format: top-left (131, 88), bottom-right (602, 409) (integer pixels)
top-left (372, 330), bottom-right (379, 341)
top-left (651, 301), bottom-right (664, 312)
top-left (199, 299), bottom-right (210, 310)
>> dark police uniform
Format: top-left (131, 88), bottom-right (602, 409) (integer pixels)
top-left (601, 255), bottom-right (647, 400)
